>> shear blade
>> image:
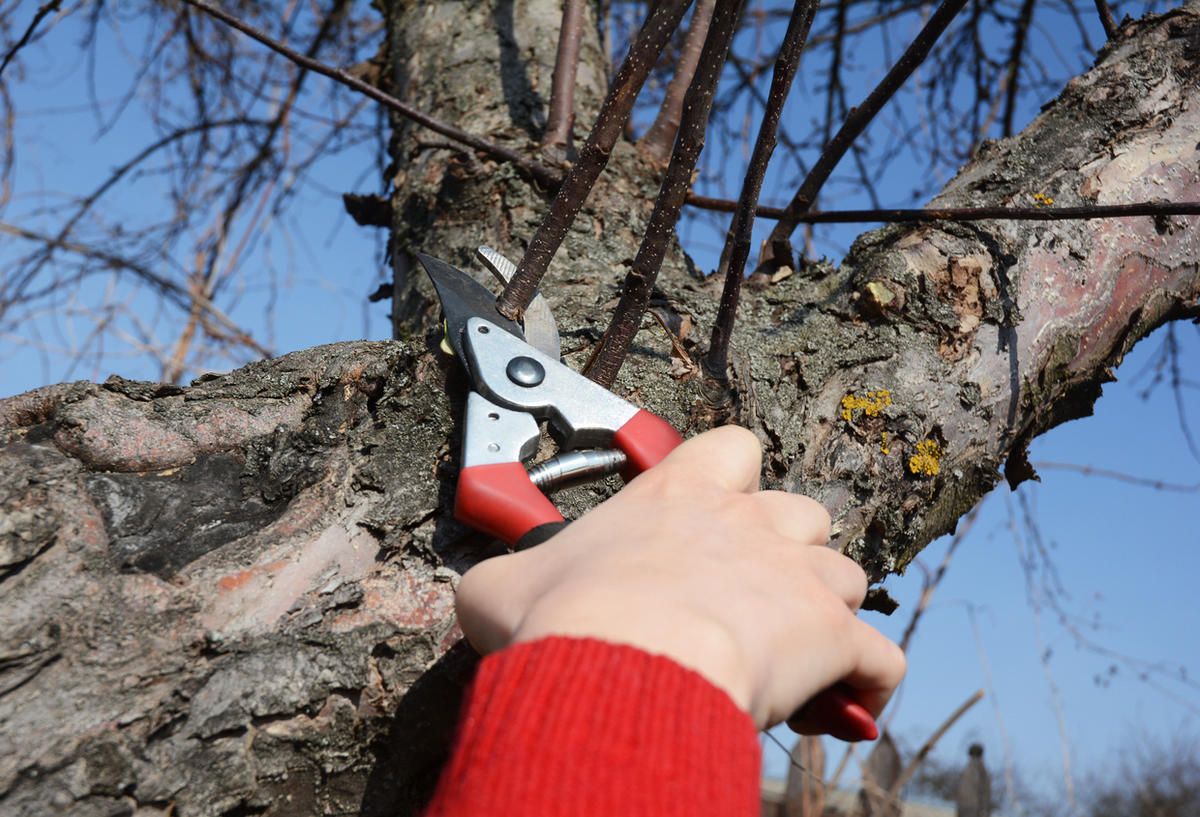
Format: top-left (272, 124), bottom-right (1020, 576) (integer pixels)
top-left (417, 253), bottom-right (525, 365)
top-left (475, 246), bottom-right (561, 360)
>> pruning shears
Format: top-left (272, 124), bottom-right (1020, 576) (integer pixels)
top-left (420, 248), bottom-right (879, 742)
top-left (420, 248), bottom-right (682, 550)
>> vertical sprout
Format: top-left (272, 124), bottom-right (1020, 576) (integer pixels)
top-left (585, 0), bottom-right (745, 388)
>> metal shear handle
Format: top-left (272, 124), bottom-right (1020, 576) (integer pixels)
top-left (455, 317), bottom-right (681, 548)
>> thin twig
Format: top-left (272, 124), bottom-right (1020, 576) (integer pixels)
top-left (897, 504), bottom-right (981, 655)
top-left (828, 743), bottom-right (857, 791)
top-left (723, 53), bottom-right (811, 184)
top-left (761, 0), bottom-right (969, 266)
top-left (1009, 494), bottom-right (1077, 811)
top-left (887, 689), bottom-right (985, 799)
top-left (0, 220), bottom-right (268, 358)
top-left (585, 0), bottom-right (743, 388)
top-left (1001, 0), bottom-right (1037, 138)
top-left (497, 0), bottom-right (695, 318)
top-left (543, 0), bottom-right (586, 150)
top-left (1, 118), bottom-right (267, 316)
top-left (0, 0), bottom-right (63, 79)
top-left (702, 0), bottom-right (819, 388)
top-left (1094, 0), bottom-right (1119, 39)
top-left (966, 605), bottom-right (1021, 816)
top-left (1031, 461), bottom-right (1200, 493)
top-left (683, 196), bottom-right (1200, 223)
top-left (1166, 323), bottom-right (1200, 465)
top-left (176, 0), bottom-right (559, 188)
top-left (638, 0), bottom-right (716, 164)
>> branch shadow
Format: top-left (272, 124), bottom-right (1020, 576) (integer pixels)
top-left (492, 0), bottom-right (546, 139)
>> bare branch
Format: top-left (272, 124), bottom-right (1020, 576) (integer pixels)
top-left (0, 118), bottom-right (268, 317)
top-left (176, 0), bottom-right (559, 188)
top-left (584, 0), bottom-right (743, 388)
top-left (761, 0), bottom-right (969, 267)
top-left (496, 0), bottom-right (695, 318)
top-left (887, 690), bottom-right (986, 800)
top-left (702, 0), bottom-right (819, 391)
top-left (0, 0), bottom-right (63, 80)
top-left (637, 0), bottom-right (717, 165)
top-left (683, 196), bottom-right (1200, 223)
top-left (543, 0), bottom-right (586, 151)
top-left (0, 220), bottom-right (269, 360)
top-left (1031, 461), bottom-right (1200, 493)
top-left (1001, 0), bottom-right (1038, 138)
top-left (1094, 0), bottom-right (1119, 39)
top-left (896, 504), bottom-right (982, 655)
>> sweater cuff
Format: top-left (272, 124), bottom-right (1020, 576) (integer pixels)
top-left (425, 636), bottom-right (762, 817)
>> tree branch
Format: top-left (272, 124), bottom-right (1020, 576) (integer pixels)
top-left (896, 505), bottom-right (981, 656)
top-left (682, 196), bottom-right (1200, 223)
top-left (0, 220), bottom-right (269, 359)
top-left (1001, 0), bottom-right (1037, 138)
top-left (0, 0), bottom-right (62, 80)
top-left (1031, 461), bottom-right (1200, 493)
top-left (585, 0), bottom-right (744, 388)
top-left (887, 690), bottom-right (986, 801)
top-left (702, 0), bottom-right (819, 391)
top-left (637, 0), bottom-right (717, 165)
top-left (1, 118), bottom-right (269, 319)
top-left (542, 0), bottom-right (586, 151)
top-left (496, 0), bottom-right (695, 318)
top-left (761, 0), bottom-right (969, 268)
top-left (176, 0), bottom-right (560, 188)
top-left (1094, 0), bottom-right (1119, 39)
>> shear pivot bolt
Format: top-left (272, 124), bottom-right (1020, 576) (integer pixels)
top-left (506, 356), bottom-right (545, 387)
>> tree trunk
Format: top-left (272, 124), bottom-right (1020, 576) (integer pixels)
top-left (2, 5), bottom-right (1198, 816)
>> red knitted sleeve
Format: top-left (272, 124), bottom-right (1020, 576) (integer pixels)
top-left (424, 636), bottom-right (762, 817)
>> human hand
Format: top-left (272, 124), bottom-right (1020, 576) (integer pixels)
top-left (454, 426), bottom-right (906, 731)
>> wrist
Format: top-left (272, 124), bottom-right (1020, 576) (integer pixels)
top-left (511, 587), bottom-right (757, 718)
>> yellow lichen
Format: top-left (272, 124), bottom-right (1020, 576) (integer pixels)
top-left (1032, 192), bottom-right (1054, 207)
top-left (880, 431), bottom-right (890, 455)
top-left (908, 439), bottom-right (943, 476)
top-left (840, 390), bottom-right (892, 422)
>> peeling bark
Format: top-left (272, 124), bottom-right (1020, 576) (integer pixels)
top-left (2, 5), bottom-right (1199, 816)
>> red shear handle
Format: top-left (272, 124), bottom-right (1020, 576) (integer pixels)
top-left (797, 684), bottom-right (879, 742)
top-left (456, 463), bottom-right (564, 546)
top-left (612, 409), bottom-right (683, 478)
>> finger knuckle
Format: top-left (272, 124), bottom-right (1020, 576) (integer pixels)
top-left (844, 559), bottom-right (868, 602)
top-left (627, 463), bottom-right (684, 501)
top-left (792, 495), bottom-right (832, 542)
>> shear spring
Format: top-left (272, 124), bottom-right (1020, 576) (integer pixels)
top-left (527, 449), bottom-right (628, 492)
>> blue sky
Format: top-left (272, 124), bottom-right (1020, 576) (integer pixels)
top-left (2, 3), bottom-right (1197, 807)
top-left (766, 322), bottom-right (1200, 799)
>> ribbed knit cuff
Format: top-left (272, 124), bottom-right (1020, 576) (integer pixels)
top-left (425, 637), bottom-right (762, 817)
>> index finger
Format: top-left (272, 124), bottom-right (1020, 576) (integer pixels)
top-left (649, 425), bottom-right (763, 493)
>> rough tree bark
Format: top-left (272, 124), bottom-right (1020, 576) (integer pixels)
top-left (2, 4), bottom-right (1198, 816)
